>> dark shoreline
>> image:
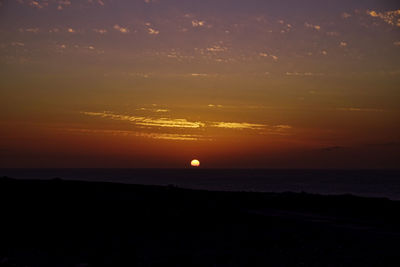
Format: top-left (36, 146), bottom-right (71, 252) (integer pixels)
top-left (1, 177), bottom-right (400, 266)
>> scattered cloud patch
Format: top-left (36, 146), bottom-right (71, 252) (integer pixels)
top-left (341, 12), bottom-right (352, 19)
top-left (285, 72), bottom-right (324, 77)
top-left (66, 128), bottom-right (204, 141)
top-left (304, 22), bottom-right (321, 31)
top-left (367, 9), bottom-right (400, 27)
top-left (366, 142), bottom-right (400, 147)
top-left (192, 20), bottom-right (206, 27)
top-left (147, 28), bottom-right (159, 35)
top-left (207, 45), bottom-right (227, 52)
top-left (260, 52), bottom-right (279, 62)
top-left (137, 107), bottom-right (169, 113)
top-left (82, 111), bottom-right (205, 128)
top-left (57, 0), bottom-right (71, 10)
top-left (20, 28), bottom-right (39, 33)
top-left (321, 146), bottom-right (345, 152)
top-left (211, 122), bottom-right (266, 130)
top-left (336, 107), bottom-right (384, 112)
top-left (11, 42), bottom-right (25, 47)
top-left (113, 24), bottom-right (129, 33)
top-left (326, 31), bottom-right (340, 37)
top-left (93, 29), bottom-right (107, 34)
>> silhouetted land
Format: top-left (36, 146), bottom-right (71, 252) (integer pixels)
top-left (1, 177), bottom-right (400, 266)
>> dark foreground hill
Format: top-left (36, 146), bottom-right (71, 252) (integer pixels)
top-left (1, 177), bottom-right (400, 266)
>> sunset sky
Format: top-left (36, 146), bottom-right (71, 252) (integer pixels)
top-left (0, 0), bottom-right (399, 168)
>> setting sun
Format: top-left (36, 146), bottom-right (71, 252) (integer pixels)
top-left (190, 159), bottom-right (200, 167)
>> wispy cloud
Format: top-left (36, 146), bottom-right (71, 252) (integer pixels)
top-left (321, 146), bottom-right (345, 152)
top-left (341, 12), bottom-right (352, 19)
top-left (11, 42), bottom-right (25, 47)
top-left (211, 122), bottom-right (267, 130)
top-left (147, 28), bottom-right (159, 35)
top-left (113, 24), bottom-right (129, 33)
top-left (206, 45), bottom-right (227, 52)
top-left (82, 111), bottom-right (205, 128)
top-left (304, 22), bottom-right (321, 31)
top-left (336, 107), bottom-right (384, 112)
top-left (19, 27), bottom-right (39, 33)
top-left (285, 72), bottom-right (324, 77)
top-left (136, 107), bottom-right (169, 113)
top-left (57, 0), bottom-right (71, 10)
top-left (259, 52), bottom-right (279, 62)
top-left (28, 0), bottom-right (46, 9)
top-left (82, 111), bottom-right (292, 137)
top-left (367, 9), bottom-right (400, 27)
top-left (192, 20), bottom-right (206, 27)
top-left (93, 28), bottom-right (107, 34)
top-left (65, 128), bottom-right (205, 141)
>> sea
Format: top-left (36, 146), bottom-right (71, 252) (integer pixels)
top-left (1, 168), bottom-right (400, 200)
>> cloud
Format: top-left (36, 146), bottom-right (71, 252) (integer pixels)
top-left (11, 42), bottom-right (25, 47)
top-left (57, 0), bottom-right (71, 10)
top-left (67, 28), bottom-right (75, 33)
top-left (20, 28), bottom-right (39, 33)
top-left (93, 29), bottom-right (107, 34)
top-left (321, 146), bottom-right (345, 152)
top-left (321, 50), bottom-right (328, 55)
top-left (113, 24), bottom-right (129, 33)
top-left (147, 28), bottom-right (159, 35)
top-left (394, 41), bottom-right (400, 46)
top-left (367, 9), bottom-right (400, 27)
top-left (207, 45), bottom-right (227, 52)
top-left (336, 107), bottom-right (384, 112)
top-left (366, 142), bottom-right (400, 148)
top-left (285, 72), bottom-right (324, 77)
top-left (304, 22), bottom-right (321, 31)
top-left (191, 73), bottom-right (210, 77)
top-left (82, 111), bottom-right (291, 135)
top-left (29, 0), bottom-right (46, 9)
top-left (82, 111), bottom-right (205, 128)
top-left (339, 41), bottom-right (347, 47)
top-left (270, 55), bottom-right (278, 62)
top-left (192, 20), bottom-right (206, 27)
top-left (66, 128), bottom-right (204, 141)
top-left (273, 125), bottom-right (292, 130)
top-left (326, 31), bottom-right (340, 37)
top-left (211, 122), bottom-right (267, 130)
top-left (342, 12), bottom-right (352, 19)
top-left (136, 107), bottom-right (169, 113)
top-left (259, 52), bottom-right (279, 62)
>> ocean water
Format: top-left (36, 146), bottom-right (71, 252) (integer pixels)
top-left (1, 168), bottom-right (400, 200)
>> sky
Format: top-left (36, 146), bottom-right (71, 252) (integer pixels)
top-left (0, 0), bottom-right (399, 168)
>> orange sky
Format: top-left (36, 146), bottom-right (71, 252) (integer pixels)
top-left (0, 0), bottom-right (399, 168)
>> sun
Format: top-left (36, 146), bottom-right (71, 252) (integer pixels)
top-left (190, 159), bottom-right (200, 167)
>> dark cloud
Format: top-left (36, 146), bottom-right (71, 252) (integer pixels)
top-left (320, 146), bottom-right (346, 152)
top-left (366, 142), bottom-right (400, 147)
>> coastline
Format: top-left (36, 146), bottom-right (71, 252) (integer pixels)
top-left (1, 177), bottom-right (400, 266)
